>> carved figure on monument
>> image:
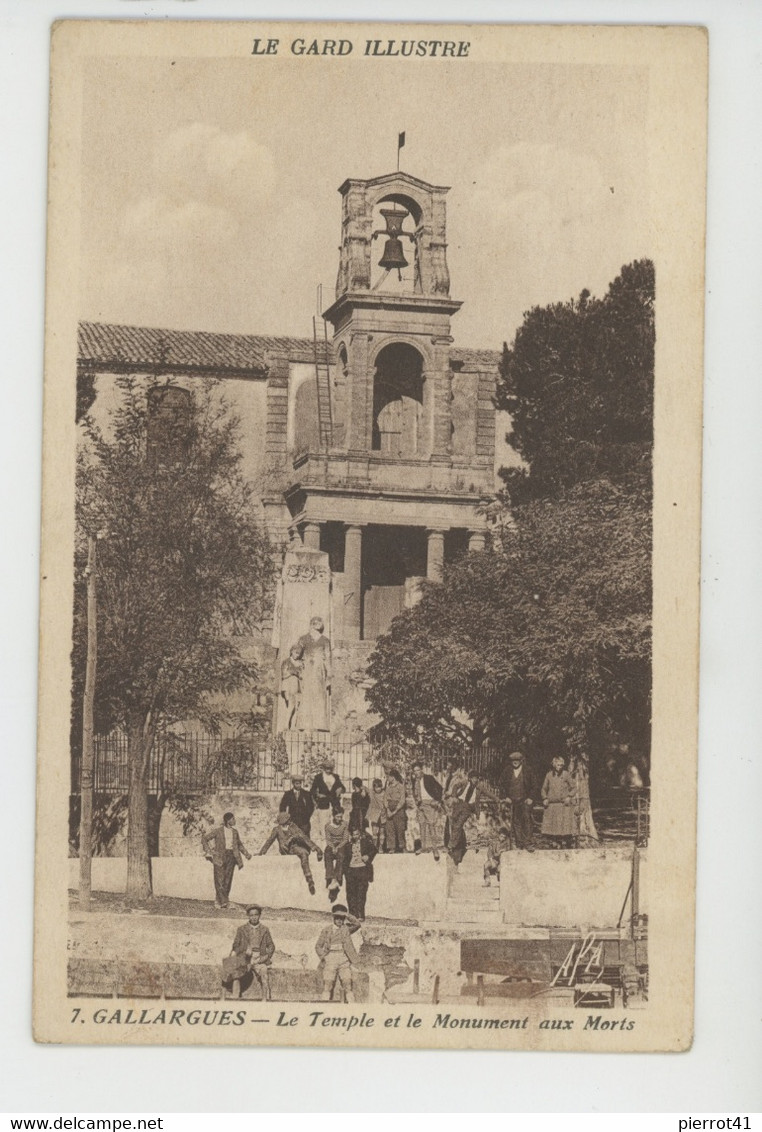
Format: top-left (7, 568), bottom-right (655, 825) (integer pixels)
top-left (294, 616), bottom-right (332, 732)
top-left (279, 644), bottom-right (304, 731)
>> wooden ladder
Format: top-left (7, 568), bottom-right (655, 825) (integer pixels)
top-left (312, 316), bottom-right (333, 449)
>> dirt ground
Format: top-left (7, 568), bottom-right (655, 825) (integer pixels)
top-left (69, 888), bottom-right (416, 927)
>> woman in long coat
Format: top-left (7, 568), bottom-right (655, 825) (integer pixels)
top-left (541, 755), bottom-right (575, 846)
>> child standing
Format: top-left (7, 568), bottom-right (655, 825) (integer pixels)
top-left (483, 825), bottom-right (512, 886)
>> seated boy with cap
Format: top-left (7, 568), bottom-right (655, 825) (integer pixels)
top-left (226, 904), bottom-right (275, 1000)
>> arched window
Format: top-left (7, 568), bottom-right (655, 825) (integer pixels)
top-left (371, 342), bottom-right (424, 457)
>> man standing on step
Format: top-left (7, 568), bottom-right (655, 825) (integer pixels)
top-left (260, 811), bottom-right (323, 894)
top-left (447, 768), bottom-right (483, 866)
top-left (499, 751), bottom-right (536, 851)
top-left (310, 757), bottom-right (345, 846)
top-left (410, 762), bottom-right (445, 860)
top-left (202, 811), bottom-right (251, 909)
top-left (315, 903), bottom-right (362, 1002)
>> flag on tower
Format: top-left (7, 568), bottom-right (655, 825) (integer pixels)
top-left (398, 131), bottom-right (406, 149)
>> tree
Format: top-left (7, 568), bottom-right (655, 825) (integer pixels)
top-left (498, 259), bottom-right (654, 503)
top-left (367, 480), bottom-right (651, 763)
top-left (74, 377), bottom-right (274, 898)
top-left (367, 260), bottom-right (654, 805)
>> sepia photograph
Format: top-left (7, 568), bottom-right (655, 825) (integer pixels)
top-left (33, 19), bottom-right (707, 1050)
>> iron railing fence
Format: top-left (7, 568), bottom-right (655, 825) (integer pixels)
top-left (72, 729), bottom-right (506, 797)
top-left (71, 730), bottom-right (648, 844)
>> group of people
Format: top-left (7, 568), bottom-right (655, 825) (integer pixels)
top-left (222, 900), bottom-right (363, 1003)
top-left (202, 750), bottom-right (584, 918)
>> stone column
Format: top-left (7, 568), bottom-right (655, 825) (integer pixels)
top-left (344, 524), bottom-right (364, 641)
top-left (426, 529), bottom-right (446, 582)
top-left (303, 522), bottom-right (321, 551)
top-left (468, 530), bottom-right (486, 553)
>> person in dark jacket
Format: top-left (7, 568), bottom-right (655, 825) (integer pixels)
top-left (340, 826), bottom-right (377, 920)
top-left (279, 774), bottom-right (315, 836)
top-left (310, 758), bottom-right (345, 845)
top-left (447, 769), bottom-right (483, 865)
top-left (260, 812), bottom-right (323, 894)
top-left (202, 812), bottom-right (251, 908)
top-left (348, 776), bottom-right (371, 833)
top-left (499, 751), bottom-right (536, 851)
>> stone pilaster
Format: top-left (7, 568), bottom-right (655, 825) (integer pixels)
top-left (346, 331), bottom-right (372, 452)
top-left (343, 524), bottom-right (364, 641)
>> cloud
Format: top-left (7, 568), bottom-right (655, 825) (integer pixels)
top-left (153, 122), bottom-right (276, 212)
top-left (449, 141), bottom-right (650, 343)
top-left (466, 142), bottom-right (619, 242)
top-left (84, 124), bottom-right (286, 330)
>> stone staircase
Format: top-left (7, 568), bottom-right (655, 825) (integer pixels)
top-left (444, 854), bottom-right (503, 925)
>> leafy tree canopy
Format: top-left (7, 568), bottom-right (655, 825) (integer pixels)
top-left (498, 259), bottom-right (654, 503)
top-left (73, 377), bottom-right (274, 896)
top-left (367, 480), bottom-right (651, 764)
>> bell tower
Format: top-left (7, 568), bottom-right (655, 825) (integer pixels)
top-left (325, 172), bottom-right (462, 459)
top-left (282, 170), bottom-right (495, 658)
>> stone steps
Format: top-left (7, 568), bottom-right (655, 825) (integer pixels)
top-left (444, 900), bottom-right (503, 925)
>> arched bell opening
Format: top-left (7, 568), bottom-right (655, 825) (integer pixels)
top-left (371, 342), bottom-right (424, 457)
top-left (369, 196), bottom-right (421, 294)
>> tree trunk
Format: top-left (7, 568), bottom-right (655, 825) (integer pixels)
top-left (148, 792), bottom-right (167, 859)
top-left (126, 714), bottom-right (153, 900)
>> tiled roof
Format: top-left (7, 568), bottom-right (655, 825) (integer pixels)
top-left (78, 322), bottom-right (303, 374)
top-left (451, 346), bottom-right (501, 369)
top-left (78, 321), bottom-right (500, 374)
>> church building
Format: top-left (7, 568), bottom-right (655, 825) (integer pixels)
top-left (77, 170), bottom-right (503, 738)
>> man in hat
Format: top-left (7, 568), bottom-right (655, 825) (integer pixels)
top-left (310, 757), bottom-right (345, 845)
top-left (410, 762), bottom-right (445, 860)
top-left (279, 773), bottom-right (315, 837)
top-left (447, 768), bottom-right (483, 866)
top-left (340, 825), bottom-right (377, 921)
top-left (499, 751), bottom-right (536, 851)
top-left (202, 811), bottom-right (251, 909)
top-left (260, 812), bottom-right (323, 895)
top-left (226, 904), bottom-right (275, 1000)
top-left (315, 903), bottom-right (362, 1002)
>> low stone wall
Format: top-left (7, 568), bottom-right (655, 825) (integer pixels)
top-left (499, 845), bottom-right (646, 930)
top-left (158, 792), bottom-right (282, 857)
top-left (69, 852), bottom-right (450, 922)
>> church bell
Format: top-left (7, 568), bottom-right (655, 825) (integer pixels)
top-left (377, 208), bottom-right (410, 273)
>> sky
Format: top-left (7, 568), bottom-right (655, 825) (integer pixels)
top-left (79, 53), bottom-right (650, 351)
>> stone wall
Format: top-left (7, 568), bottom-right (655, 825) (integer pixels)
top-left (499, 845), bottom-right (646, 930)
top-left (70, 852), bottom-right (450, 922)
top-left (158, 791), bottom-right (282, 858)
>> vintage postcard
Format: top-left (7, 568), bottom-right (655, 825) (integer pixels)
top-left (35, 20), bottom-right (707, 1049)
